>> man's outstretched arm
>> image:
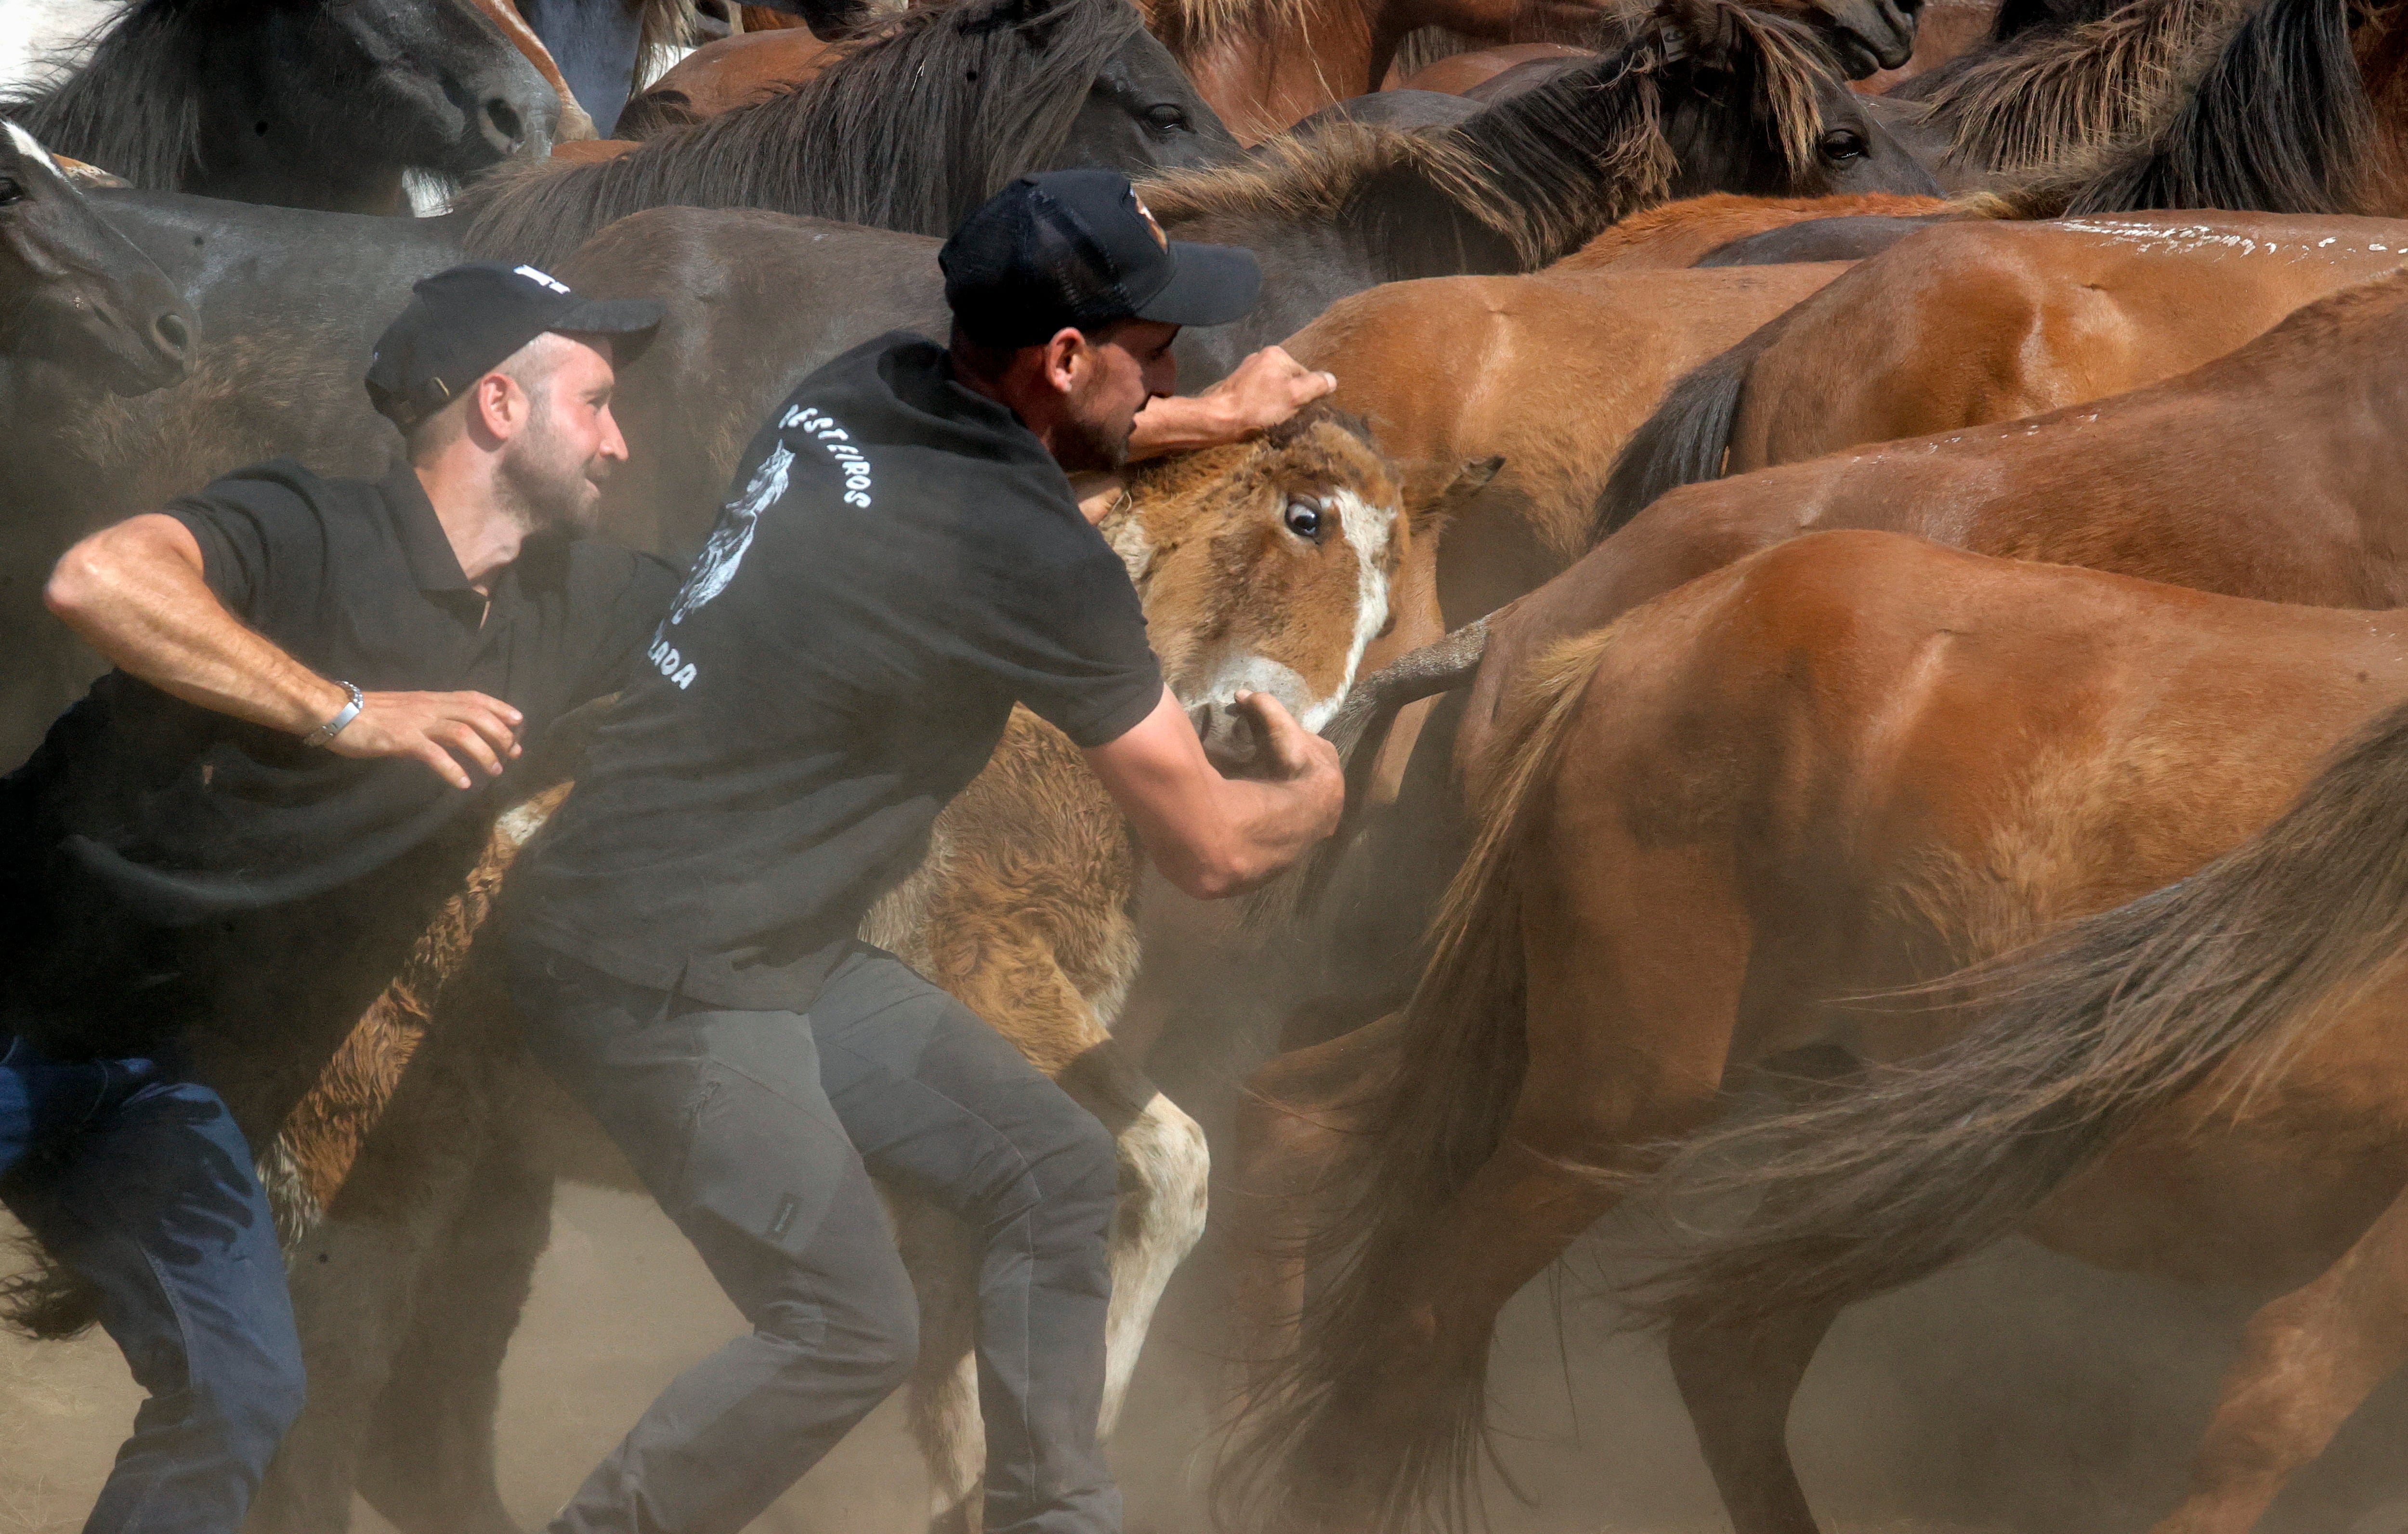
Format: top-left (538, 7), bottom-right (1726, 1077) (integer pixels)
top-left (1125, 345), bottom-right (1338, 462)
top-left (47, 514), bottom-right (525, 788)
top-left (1082, 685), bottom-right (1344, 899)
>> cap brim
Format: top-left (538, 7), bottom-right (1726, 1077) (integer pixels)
top-left (1133, 242), bottom-right (1261, 329)
top-left (552, 296), bottom-right (666, 336)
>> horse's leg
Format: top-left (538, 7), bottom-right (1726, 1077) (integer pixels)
top-left (1664, 1295), bottom-right (1846, 1534)
top-left (245, 1069), bottom-right (505, 1532)
top-left (896, 1040), bottom-right (1214, 1534)
top-left (1055, 1038), bottom-right (1211, 1440)
top-left (2145, 1176), bottom-right (2408, 1534)
top-left (352, 1115), bottom-right (553, 1534)
top-left (1275, 833), bottom-right (1751, 1531)
top-left (894, 1194), bottom-right (985, 1534)
top-left (1223, 1012), bottom-right (1408, 1402)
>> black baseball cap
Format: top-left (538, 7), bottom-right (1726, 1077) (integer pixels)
top-left (366, 261), bottom-right (663, 429)
top-left (939, 170), bottom-right (1262, 349)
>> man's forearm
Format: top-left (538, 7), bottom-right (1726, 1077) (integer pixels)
top-left (47, 517), bottom-right (349, 735)
top-left (1125, 393), bottom-right (1240, 462)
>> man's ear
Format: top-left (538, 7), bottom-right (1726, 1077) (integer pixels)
top-left (470, 370), bottom-right (526, 444)
top-left (1040, 327), bottom-right (1089, 395)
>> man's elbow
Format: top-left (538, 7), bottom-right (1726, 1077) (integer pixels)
top-left (43, 538), bottom-right (111, 626)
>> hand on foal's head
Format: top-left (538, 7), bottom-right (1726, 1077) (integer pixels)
top-left (1200, 347), bottom-right (1338, 439)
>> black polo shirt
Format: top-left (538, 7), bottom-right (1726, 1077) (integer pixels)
top-left (509, 332), bottom-right (1164, 1012)
top-left (0, 458), bottom-right (676, 1060)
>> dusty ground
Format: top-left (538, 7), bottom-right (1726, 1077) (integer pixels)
top-left (9, 1182), bottom-right (2408, 1534)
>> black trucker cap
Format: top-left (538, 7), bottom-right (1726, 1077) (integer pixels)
top-left (366, 261), bottom-right (663, 429)
top-left (940, 170), bottom-right (1262, 349)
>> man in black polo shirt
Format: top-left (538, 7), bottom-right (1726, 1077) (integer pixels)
top-left (507, 170), bottom-right (1346, 1534)
top-left (1, 262), bottom-right (676, 1534)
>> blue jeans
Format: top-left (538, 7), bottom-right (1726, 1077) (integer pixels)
top-left (0, 1035), bottom-right (305, 1534)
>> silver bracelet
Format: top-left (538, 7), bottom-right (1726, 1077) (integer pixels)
top-left (304, 681), bottom-right (365, 747)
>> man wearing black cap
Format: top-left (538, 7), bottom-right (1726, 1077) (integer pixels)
top-left (505, 169), bottom-right (1344, 1534)
top-left (0, 262), bottom-right (678, 1533)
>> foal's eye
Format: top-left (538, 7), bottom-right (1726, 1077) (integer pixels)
top-left (0, 179), bottom-right (23, 207)
top-left (1819, 128), bottom-right (1869, 163)
top-left (1283, 498), bottom-right (1323, 538)
top-left (1144, 104), bottom-right (1191, 132)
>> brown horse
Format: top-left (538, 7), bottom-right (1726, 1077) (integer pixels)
top-left (611, 23), bottom-right (842, 135)
top-left (1549, 187), bottom-right (1954, 269)
top-left (1216, 259), bottom-right (2408, 1534)
top-left (1472, 262), bottom-right (2408, 770)
top-left (183, 414), bottom-right (1408, 1534)
top-left (1223, 528), bottom-right (2408, 1534)
top-left (1600, 211), bottom-right (2408, 527)
top-left (1284, 262), bottom-right (1850, 642)
top-left (1145, 0), bottom-right (1913, 144)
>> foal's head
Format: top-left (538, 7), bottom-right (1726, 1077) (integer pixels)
top-left (1110, 409), bottom-right (1404, 733)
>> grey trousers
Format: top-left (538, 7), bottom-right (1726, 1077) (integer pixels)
top-left (508, 939), bottom-right (1122, 1534)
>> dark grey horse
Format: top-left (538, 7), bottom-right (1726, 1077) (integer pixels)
top-left (0, 0), bottom-right (559, 215)
top-left (0, 123), bottom-right (192, 396)
top-left (521, 0), bottom-right (869, 136)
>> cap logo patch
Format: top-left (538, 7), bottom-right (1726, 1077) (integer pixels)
top-left (1131, 193), bottom-right (1169, 251)
top-left (512, 264), bottom-right (572, 294)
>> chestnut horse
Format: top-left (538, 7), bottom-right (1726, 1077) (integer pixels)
top-left (1225, 528), bottom-right (2408, 1534)
top-left (1473, 262), bottom-right (2408, 766)
top-left (1599, 211), bottom-right (2408, 527)
top-left (1217, 259), bottom-right (2408, 1534)
top-left (1145, 0), bottom-right (1917, 144)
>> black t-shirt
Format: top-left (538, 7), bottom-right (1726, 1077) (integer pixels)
top-left (0, 459), bottom-right (676, 1059)
top-left (510, 332), bottom-right (1165, 1010)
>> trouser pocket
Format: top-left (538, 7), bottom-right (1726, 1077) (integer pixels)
top-left (671, 1020), bottom-right (856, 1261)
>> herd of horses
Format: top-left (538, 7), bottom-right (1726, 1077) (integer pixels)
top-left (21, 0), bottom-right (2408, 1530)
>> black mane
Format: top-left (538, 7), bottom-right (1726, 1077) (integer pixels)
top-left (2, 0), bottom-right (206, 191)
top-left (2065, 0), bottom-right (2384, 213)
top-left (462, 0), bottom-right (1143, 262)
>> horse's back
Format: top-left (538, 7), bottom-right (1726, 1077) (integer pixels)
top-left (1562, 531), bottom-right (2408, 1023)
top-left (1726, 211), bottom-right (2408, 472)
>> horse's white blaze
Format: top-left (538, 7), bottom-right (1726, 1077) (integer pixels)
top-left (1188, 487), bottom-right (1395, 732)
top-left (1333, 485), bottom-right (1393, 706)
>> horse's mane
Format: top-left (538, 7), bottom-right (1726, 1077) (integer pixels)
top-left (1137, 0), bottom-right (1315, 59)
top-left (1982, 0), bottom-right (2388, 215)
top-left (1915, 0), bottom-right (2254, 173)
top-left (2067, 0), bottom-right (2381, 212)
top-left (1139, 0), bottom-right (1842, 270)
top-left (0, 0), bottom-right (205, 192)
top-left (461, 0), bottom-right (1141, 262)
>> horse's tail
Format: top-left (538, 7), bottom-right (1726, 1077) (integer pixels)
top-left (1587, 298), bottom-right (1810, 545)
top-left (1244, 619), bottom-right (1492, 937)
top-left (1637, 694), bottom-right (2408, 1335)
top-left (1218, 622), bottom-right (1622, 1534)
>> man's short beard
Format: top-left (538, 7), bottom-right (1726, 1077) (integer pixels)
top-left (495, 400), bottom-right (604, 537)
top-left (1052, 375), bottom-right (1136, 473)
